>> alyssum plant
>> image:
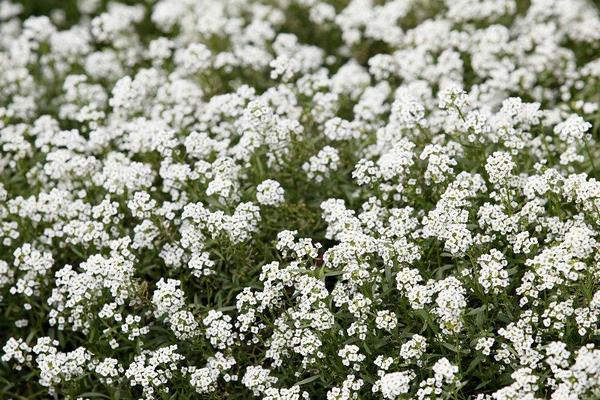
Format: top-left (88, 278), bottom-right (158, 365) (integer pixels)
top-left (1, 0), bottom-right (600, 399)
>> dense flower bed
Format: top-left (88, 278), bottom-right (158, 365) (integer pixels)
top-left (1, 0), bottom-right (600, 399)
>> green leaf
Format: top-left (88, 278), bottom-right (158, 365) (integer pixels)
top-left (295, 375), bottom-right (320, 386)
top-left (78, 393), bottom-right (111, 399)
top-left (465, 355), bottom-right (485, 375)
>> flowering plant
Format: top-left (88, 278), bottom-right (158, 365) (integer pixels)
top-left (1, 0), bottom-right (600, 399)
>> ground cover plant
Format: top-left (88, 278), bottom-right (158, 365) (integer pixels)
top-left (1, 0), bottom-right (600, 398)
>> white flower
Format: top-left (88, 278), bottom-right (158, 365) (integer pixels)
top-left (554, 115), bottom-right (591, 144)
top-left (380, 371), bottom-right (415, 399)
top-left (485, 151), bottom-right (515, 185)
top-left (257, 179), bottom-right (285, 206)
